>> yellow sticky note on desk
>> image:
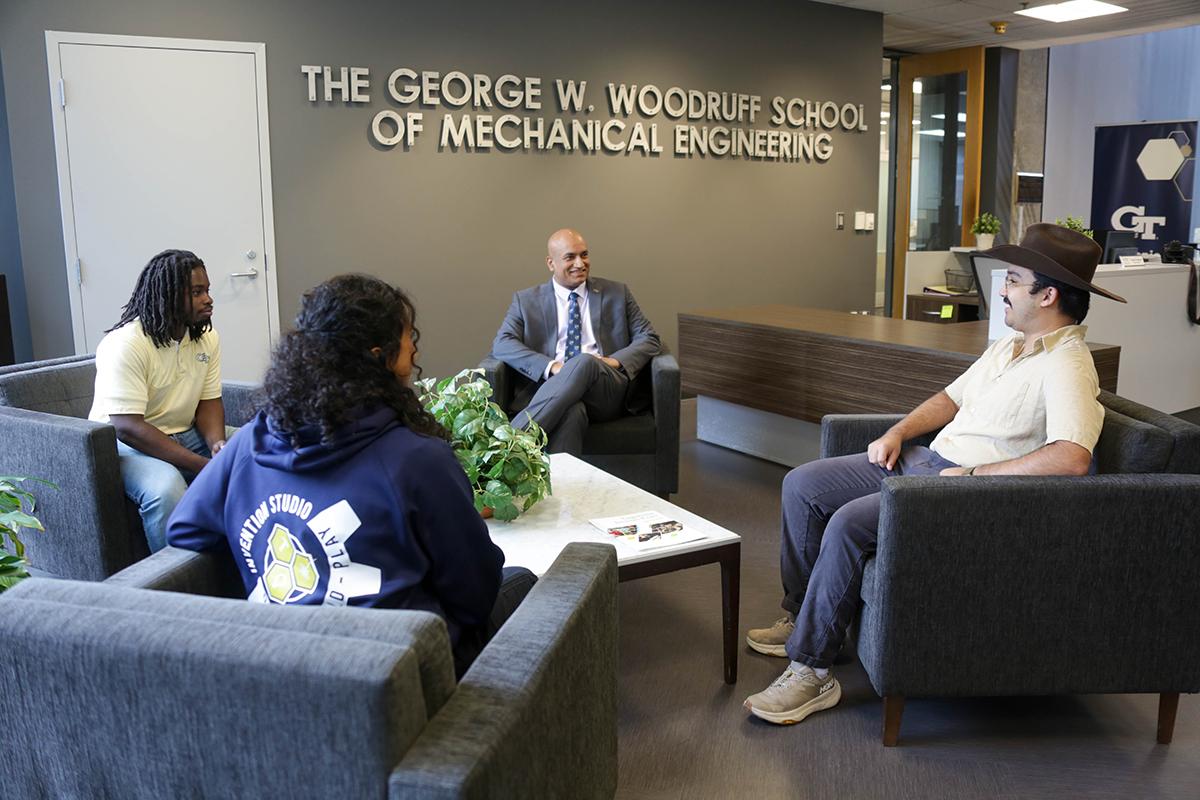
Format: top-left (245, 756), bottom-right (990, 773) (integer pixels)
top-left (940, 304), bottom-right (953, 319)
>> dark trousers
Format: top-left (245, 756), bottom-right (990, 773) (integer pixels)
top-left (453, 566), bottom-right (538, 678)
top-left (514, 355), bottom-right (628, 455)
top-left (781, 447), bottom-right (956, 668)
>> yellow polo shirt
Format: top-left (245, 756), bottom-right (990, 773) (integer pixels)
top-left (930, 325), bottom-right (1104, 468)
top-left (88, 320), bottom-right (222, 435)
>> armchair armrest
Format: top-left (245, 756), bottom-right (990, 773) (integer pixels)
top-left (221, 380), bottom-right (261, 428)
top-left (479, 355), bottom-right (513, 410)
top-left (389, 542), bottom-right (618, 800)
top-left (0, 406), bottom-right (135, 581)
top-left (104, 544), bottom-right (244, 598)
top-left (864, 474), bottom-right (1200, 696)
top-left (651, 354), bottom-right (681, 495)
top-left (819, 414), bottom-right (939, 459)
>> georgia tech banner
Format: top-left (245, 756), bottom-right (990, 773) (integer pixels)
top-left (1091, 121), bottom-right (1196, 244)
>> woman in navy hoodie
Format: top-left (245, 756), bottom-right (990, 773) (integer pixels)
top-left (168, 274), bottom-right (523, 674)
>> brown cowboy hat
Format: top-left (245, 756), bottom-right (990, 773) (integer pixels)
top-left (982, 222), bottom-right (1127, 303)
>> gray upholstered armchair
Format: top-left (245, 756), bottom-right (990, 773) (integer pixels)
top-left (822, 391), bottom-right (1200, 746)
top-left (480, 353), bottom-right (680, 496)
top-left (0, 356), bottom-right (259, 580)
top-left (0, 542), bottom-right (618, 799)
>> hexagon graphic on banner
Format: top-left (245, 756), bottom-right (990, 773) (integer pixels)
top-left (1136, 138), bottom-right (1186, 181)
top-left (1167, 130), bottom-right (1195, 203)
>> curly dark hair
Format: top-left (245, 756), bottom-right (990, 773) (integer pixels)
top-left (262, 274), bottom-right (447, 445)
top-left (109, 249), bottom-right (210, 348)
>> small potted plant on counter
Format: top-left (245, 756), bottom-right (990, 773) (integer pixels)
top-left (971, 212), bottom-right (1000, 250)
top-left (1056, 215), bottom-right (1094, 239)
top-left (416, 369), bottom-right (551, 521)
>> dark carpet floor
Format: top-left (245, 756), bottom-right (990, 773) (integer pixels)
top-left (612, 403), bottom-right (1200, 800)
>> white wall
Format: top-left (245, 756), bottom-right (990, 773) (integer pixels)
top-left (1043, 25), bottom-right (1200, 235)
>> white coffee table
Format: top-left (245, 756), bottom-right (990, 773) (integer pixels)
top-left (487, 453), bottom-right (742, 683)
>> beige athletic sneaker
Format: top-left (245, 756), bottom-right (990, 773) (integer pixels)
top-left (745, 616), bottom-right (794, 657)
top-left (743, 665), bottom-right (842, 725)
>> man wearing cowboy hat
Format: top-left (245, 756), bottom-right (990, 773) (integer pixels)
top-left (743, 223), bottom-right (1127, 726)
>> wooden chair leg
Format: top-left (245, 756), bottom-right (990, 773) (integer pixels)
top-left (882, 695), bottom-right (905, 747)
top-left (1157, 692), bottom-right (1179, 744)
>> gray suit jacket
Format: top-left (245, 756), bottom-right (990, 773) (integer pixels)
top-left (491, 277), bottom-right (661, 407)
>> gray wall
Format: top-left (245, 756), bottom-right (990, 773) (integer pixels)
top-left (0, 0), bottom-right (882, 379)
top-left (1044, 25), bottom-right (1200, 236)
top-left (0, 54), bottom-right (33, 362)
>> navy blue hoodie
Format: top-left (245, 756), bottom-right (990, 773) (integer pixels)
top-left (167, 406), bottom-right (504, 644)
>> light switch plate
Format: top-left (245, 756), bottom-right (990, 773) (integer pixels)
top-left (865, 212), bottom-right (875, 231)
top-left (836, 212), bottom-right (845, 230)
top-left (854, 211), bottom-right (867, 230)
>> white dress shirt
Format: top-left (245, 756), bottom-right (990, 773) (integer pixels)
top-left (545, 279), bottom-right (601, 378)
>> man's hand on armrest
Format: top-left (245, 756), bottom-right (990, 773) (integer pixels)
top-left (109, 414), bottom-right (210, 474)
top-left (941, 440), bottom-right (1092, 477)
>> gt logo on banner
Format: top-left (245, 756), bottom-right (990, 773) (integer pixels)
top-left (1091, 121), bottom-right (1196, 243)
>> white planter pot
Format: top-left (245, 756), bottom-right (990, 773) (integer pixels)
top-left (975, 233), bottom-right (995, 250)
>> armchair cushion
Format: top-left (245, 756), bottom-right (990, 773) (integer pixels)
top-left (582, 412), bottom-right (656, 454)
top-left (9, 574), bottom-right (457, 722)
top-left (0, 359), bottom-right (97, 417)
top-left (0, 592), bottom-right (424, 799)
top-left (1092, 407), bottom-right (1174, 474)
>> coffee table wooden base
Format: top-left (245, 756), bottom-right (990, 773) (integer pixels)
top-left (618, 541), bottom-right (741, 684)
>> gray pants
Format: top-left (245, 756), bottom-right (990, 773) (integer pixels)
top-left (780, 446), bottom-right (957, 668)
top-left (515, 355), bottom-right (628, 455)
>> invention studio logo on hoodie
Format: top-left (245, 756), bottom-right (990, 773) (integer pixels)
top-left (238, 493), bottom-right (383, 605)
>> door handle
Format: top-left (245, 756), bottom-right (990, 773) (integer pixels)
top-left (230, 268), bottom-right (259, 279)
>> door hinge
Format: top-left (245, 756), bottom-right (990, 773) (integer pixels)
top-left (74, 258), bottom-right (82, 286)
top-left (59, 79), bottom-right (66, 108)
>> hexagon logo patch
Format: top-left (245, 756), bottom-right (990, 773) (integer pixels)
top-left (261, 524), bottom-right (319, 604)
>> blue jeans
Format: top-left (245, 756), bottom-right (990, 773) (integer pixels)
top-left (780, 446), bottom-right (957, 668)
top-left (118, 425), bottom-right (236, 553)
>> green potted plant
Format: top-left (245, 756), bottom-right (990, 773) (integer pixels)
top-left (1056, 215), bottom-right (1095, 239)
top-left (0, 476), bottom-right (50, 593)
top-left (970, 212), bottom-right (1001, 250)
top-left (416, 369), bottom-right (552, 521)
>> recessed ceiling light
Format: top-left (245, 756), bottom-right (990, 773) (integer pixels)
top-left (1015, 0), bottom-right (1126, 23)
top-left (882, 83), bottom-right (892, 92)
top-left (913, 80), bottom-right (923, 95)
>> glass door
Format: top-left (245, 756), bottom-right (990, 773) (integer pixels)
top-left (890, 47), bottom-right (985, 317)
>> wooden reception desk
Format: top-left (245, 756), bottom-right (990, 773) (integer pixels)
top-left (678, 307), bottom-right (1120, 442)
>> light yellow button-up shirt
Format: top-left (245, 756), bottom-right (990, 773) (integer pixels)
top-left (930, 324), bottom-right (1104, 468)
top-left (89, 319), bottom-right (223, 435)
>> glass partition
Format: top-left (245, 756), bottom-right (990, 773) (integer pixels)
top-left (908, 72), bottom-right (967, 251)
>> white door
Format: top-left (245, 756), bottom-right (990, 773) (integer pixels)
top-left (46, 32), bottom-right (280, 382)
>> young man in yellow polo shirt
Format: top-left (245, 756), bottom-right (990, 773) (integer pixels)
top-left (743, 223), bottom-right (1127, 725)
top-left (88, 249), bottom-right (232, 552)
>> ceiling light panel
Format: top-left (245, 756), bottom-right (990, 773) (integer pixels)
top-left (1015, 0), bottom-right (1127, 23)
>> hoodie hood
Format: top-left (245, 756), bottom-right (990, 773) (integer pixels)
top-left (250, 405), bottom-right (402, 473)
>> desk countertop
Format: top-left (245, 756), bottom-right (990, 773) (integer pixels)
top-left (677, 306), bottom-right (1121, 422)
top-left (679, 305), bottom-right (1116, 358)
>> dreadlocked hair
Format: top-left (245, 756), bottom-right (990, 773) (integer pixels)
top-left (109, 249), bottom-right (210, 348)
top-left (261, 274), bottom-right (448, 446)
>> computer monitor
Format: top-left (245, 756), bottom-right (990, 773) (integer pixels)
top-left (1101, 230), bottom-right (1138, 263)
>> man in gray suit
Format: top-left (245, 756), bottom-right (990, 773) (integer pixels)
top-left (492, 228), bottom-right (661, 454)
